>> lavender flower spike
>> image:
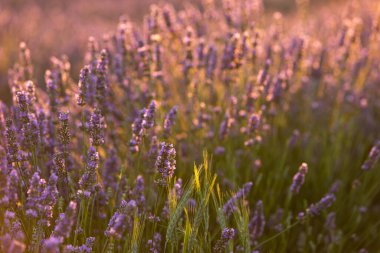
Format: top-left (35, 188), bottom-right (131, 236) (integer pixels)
top-left (88, 108), bottom-right (106, 146)
top-left (147, 233), bottom-right (162, 253)
top-left (163, 105), bottom-right (178, 139)
top-left (155, 142), bottom-right (176, 180)
top-left (223, 182), bottom-right (253, 216)
top-left (52, 201), bottom-right (78, 240)
top-left (58, 111), bottom-right (71, 146)
top-left (250, 200), bottom-right (265, 241)
top-left (290, 162), bottom-right (308, 194)
top-left (77, 66), bottom-right (89, 106)
top-left (105, 200), bottom-right (137, 239)
top-left (5, 119), bottom-right (22, 164)
top-left (79, 146), bottom-right (99, 194)
top-left (361, 140), bottom-right (380, 171)
top-left (213, 228), bottom-right (235, 252)
top-left (306, 193), bottom-right (336, 217)
top-left (143, 100), bottom-right (156, 129)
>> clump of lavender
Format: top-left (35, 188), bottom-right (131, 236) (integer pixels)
top-left (223, 182), bottom-right (253, 216)
top-left (361, 140), bottom-right (380, 171)
top-left (290, 163), bottom-right (308, 194)
top-left (162, 105), bottom-right (178, 139)
top-left (213, 228), bottom-right (235, 252)
top-left (155, 142), bottom-right (176, 181)
top-left (2, 0), bottom-right (380, 251)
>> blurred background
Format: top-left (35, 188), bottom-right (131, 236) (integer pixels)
top-left (0, 0), bottom-right (347, 103)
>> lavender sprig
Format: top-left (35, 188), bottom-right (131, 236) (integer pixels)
top-left (290, 163), bottom-right (308, 194)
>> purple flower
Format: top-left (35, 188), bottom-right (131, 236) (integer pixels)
top-left (88, 108), bottom-right (106, 146)
top-left (247, 113), bottom-right (260, 134)
top-left (25, 172), bottom-right (45, 216)
top-left (268, 208), bottom-right (284, 232)
top-left (95, 49), bottom-right (109, 108)
top-left (250, 200), bottom-right (265, 241)
top-left (182, 27), bottom-right (194, 78)
top-left (4, 210), bottom-right (25, 241)
top-left (58, 111), bottom-right (71, 146)
top-left (290, 163), bottom-right (308, 194)
top-left (361, 140), bottom-right (380, 171)
top-left (223, 182), bottom-right (253, 216)
top-left (102, 148), bottom-right (120, 192)
top-left (0, 235), bottom-right (26, 253)
top-left (53, 152), bottom-right (69, 197)
top-left (132, 175), bottom-right (146, 213)
top-left (16, 91), bottom-right (30, 124)
top-left (155, 142), bottom-right (176, 180)
top-left (196, 38), bottom-right (205, 68)
top-left (6, 169), bottom-right (20, 206)
top-left (147, 233), bottom-right (161, 253)
top-left (42, 236), bottom-right (60, 253)
top-left (79, 147), bottom-right (99, 194)
top-left (21, 113), bottom-right (40, 151)
top-left (64, 237), bottom-right (95, 253)
top-left (52, 201), bottom-right (77, 240)
top-left (152, 43), bottom-right (163, 79)
top-left (105, 200), bottom-right (137, 239)
top-left (206, 45), bottom-right (217, 80)
top-left (163, 106), bottom-right (178, 139)
top-left (213, 228), bottom-right (235, 252)
top-left (214, 146), bottom-right (225, 155)
top-left (306, 194), bottom-right (336, 217)
top-left (105, 212), bottom-right (127, 240)
top-left (219, 114), bottom-right (235, 140)
top-left (45, 70), bottom-right (59, 115)
top-left (130, 109), bottom-right (145, 153)
top-left (18, 42), bottom-right (33, 80)
top-left (77, 66), bottom-right (90, 106)
top-left (5, 119), bottom-right (22, 164)
top-left (143, 100), bottom-right (156, 129)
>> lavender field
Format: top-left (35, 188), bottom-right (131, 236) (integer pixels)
top-left (1, 0), bottom-right (380, 252)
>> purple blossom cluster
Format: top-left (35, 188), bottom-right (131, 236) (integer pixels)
top-left (0, 0), bottom-right (380, 252)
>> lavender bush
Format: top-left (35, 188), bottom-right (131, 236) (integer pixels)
top-left (1, 0), bottom-right (380, 252)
